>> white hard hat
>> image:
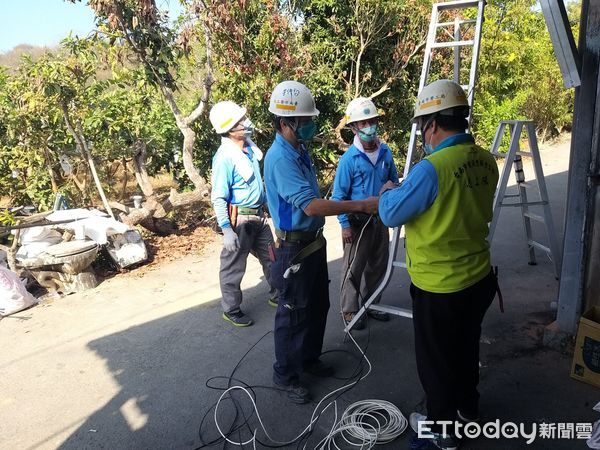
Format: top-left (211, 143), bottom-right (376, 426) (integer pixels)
top-left (345, 97), bottom-right (379, 124)
top-left (268, 80), bottom-right (320, 117)
top-left (412, 79), bottom-right (469, 121)
top-left (209, 101), bottom-right (247, 134)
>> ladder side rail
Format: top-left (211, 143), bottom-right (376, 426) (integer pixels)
top-left (466, 0), bottom-right (486, 128)
top-left (404, 123), bottom-right (420, 178)
top-left (526, 122), bottom-right (563, 277)
top-left (489, 123), bottom-right (521, 241)
top-left (418, 3), bottom-right (441, 92)
top-left (454, 16), bottom-right (461, 85)
top-left (515, 152), bottom-right (538, 265)
top-left (490, 122), bottom-right (507, 156)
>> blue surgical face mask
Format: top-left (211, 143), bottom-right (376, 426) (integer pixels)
top-left (358, 124), bottom-right (378, 142)
top-left (295, 120), bottom-right (317, 142)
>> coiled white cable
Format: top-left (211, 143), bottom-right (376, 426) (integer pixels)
top-left (314, 399), bottom-right (407, 449)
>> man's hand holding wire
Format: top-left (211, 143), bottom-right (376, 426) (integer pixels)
top-left (360, 196), bottom-right (379, 215)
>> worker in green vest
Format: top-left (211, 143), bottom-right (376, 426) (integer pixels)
top-left (378, 80), bottom-right (499, 450)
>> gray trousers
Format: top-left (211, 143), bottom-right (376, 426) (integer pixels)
top-left (219, 214), bottom-right (277, 313)
top-left (340, 218), bottom-right (389, 314)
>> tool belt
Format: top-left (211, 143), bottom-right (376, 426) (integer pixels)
top-left (237, 206), bottom-right (264, 216)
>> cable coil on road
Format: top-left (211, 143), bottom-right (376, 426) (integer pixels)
top-left (315, 399), bottom-right (407, 449)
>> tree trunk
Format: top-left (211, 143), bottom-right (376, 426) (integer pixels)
top-left (43, 146), bottom-right (59, 194)
top-left (60, 102), bottom-right (116, 220)
top-left (120, 157), bottom-right (128, 201)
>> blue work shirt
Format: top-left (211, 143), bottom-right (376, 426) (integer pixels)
top-left (332, 139), bottom-right (399, 228)
top-left (210, 137), bottom-right (266, 229)
top-left (264, 133), bottom-right (325, 232)
top-left (379, 133), bottom-right (475, 227)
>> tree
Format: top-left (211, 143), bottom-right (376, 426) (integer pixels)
top-left (71, 0), bottom-right (215, 228)
top-left (473, 0), bottom-right (577, 146)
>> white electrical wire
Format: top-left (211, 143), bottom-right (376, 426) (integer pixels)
top-left (314, 399), bottom-right (407, 449)
top-left (212, 214), bottom-right (408, 449)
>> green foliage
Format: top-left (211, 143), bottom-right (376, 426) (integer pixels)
top-left (0, 209), bottom-right (15, 226)
top-left (474, 0), bottom-right (577, 147)
top-left (0, 0), bottom-right (581, 212)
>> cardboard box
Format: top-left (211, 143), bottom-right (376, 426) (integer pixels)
top-left (572, 306), bottom-right (600, 388)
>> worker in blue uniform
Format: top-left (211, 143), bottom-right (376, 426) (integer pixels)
top-left (264, 81), bottom-right (379, 403)
top-left (378, 80), bottom-right (499, 450)
top-left (210, 101), bottom-right (278, 328)
top-left (332, 97), bottom-right (400, 329)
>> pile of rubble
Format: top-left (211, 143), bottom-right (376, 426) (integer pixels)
top-left (0, 208), bottom-right (148, 317)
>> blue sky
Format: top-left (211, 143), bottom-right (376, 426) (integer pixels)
top-left (0, 0), bottom-right (183, 53)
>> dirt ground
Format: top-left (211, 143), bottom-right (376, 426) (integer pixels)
top-left (1, 134), bottom-right (598, 450)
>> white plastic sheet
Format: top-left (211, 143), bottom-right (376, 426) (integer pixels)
top-left (588, 402), bottom-right (600, 449)
top-left (47, 209), bottom-right (128, 245)
top-left (0, 266), bottom-right (37, 316)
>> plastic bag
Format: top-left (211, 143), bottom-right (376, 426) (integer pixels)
top-left (0, 266), bottom-right (37, 316)
top-left (588, 402), bottom-right (600, 449)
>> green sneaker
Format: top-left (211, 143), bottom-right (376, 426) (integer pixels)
top-left (268, 296), bottom-right (279, 308)
top-left (222, 309), bottom-right (253, 327)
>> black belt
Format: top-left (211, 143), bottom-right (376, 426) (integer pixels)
top-left (275, 228), bottom-right (322, 243)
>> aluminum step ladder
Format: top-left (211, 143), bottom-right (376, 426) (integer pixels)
top-left (488, 120), bottom-right (562, 278)
top-left (345, 0), bottom-right (486, 332)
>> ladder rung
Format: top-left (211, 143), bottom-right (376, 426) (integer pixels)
top-left (500, 120), bottom-right (536, 125)
top-left (529, 240), bottom-right (551, 254)
top-left (368, 304), bottom-right (413, 319)
top-left (519, 181), bottom-right (535, 188)
top-left (392, 261), bottom-right (407, 268)
top-left (436, 19), bottom-right (478, 27)
top-left (523, 212), bottom-right (545, 223)
top-left (500, 200), bottom-right (548, 207)
top-left (502, 193), bottom-right (520, 198)
top-left (436, 0), bottom-right (481, 11)
top-left (490, 151), bottom-right (532, 158)
top-left (431, 40), bottom-right (474, 48)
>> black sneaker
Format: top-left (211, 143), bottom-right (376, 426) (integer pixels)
top-left (268, 296), bottom-right (278, 308)
top-left (222, 309), bottom-right (253, 327)
top-left (409, 413), bottom-right (460, 450)
top-left (304, 360), bottom-right (335, 377)
top-left (367, 310), bottom-right (391, 321)
top-left (409, 433), bottom-right (459, 450)
top-left (457, 409), bottom-right (479, 423)
top-left (274, 381), bottom-right (311, 404)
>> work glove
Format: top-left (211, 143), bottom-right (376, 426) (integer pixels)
top-left (222, 227), bottom-right (240, 252)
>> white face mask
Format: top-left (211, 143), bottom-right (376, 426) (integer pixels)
top-left (242, 118), bottom-right (254, 137)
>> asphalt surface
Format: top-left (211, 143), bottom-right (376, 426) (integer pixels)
top-left (1, 136), bottom-right (597, 450)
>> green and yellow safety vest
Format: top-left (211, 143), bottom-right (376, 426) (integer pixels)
top-left (405, 142), bottom-right (499, 293)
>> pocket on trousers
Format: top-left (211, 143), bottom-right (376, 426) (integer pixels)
top-left (284, 263), bottom-right (310, 310)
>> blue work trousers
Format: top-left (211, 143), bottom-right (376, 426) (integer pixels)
top-left (271, 241), bottom-right (330, 385)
